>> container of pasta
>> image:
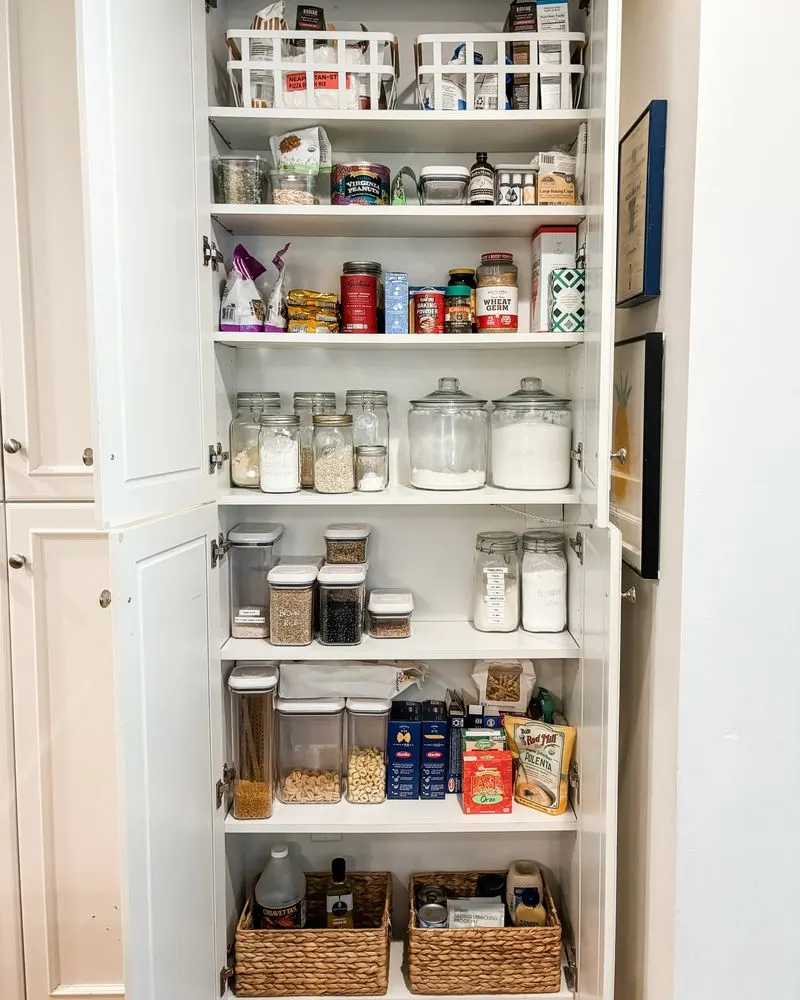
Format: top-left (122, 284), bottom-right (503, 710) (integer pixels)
top-left (503, 717), bottom-right (576, 815)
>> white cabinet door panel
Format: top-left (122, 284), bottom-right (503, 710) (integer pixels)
top-left (6, 503), bottom-right (123, 1000)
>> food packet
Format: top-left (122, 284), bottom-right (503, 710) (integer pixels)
top-left (264, 243), bottom-right (291, 332)
top-left (471, 659), bottom-right (536, 713)
top-left (503, 717), bottom-right (576, 815)
top-left (278, 660), bottom-right (427, 699)
top-left (422, 44), bottom-right (509, 111)
top-left (270, 126), bottom-right (332, 176)
top-left (537, 150), bottom-right (577, 205)
top-left (219, 244), bottom-right (268, 332)
top-left (226, 3), bottom-right (287, 108)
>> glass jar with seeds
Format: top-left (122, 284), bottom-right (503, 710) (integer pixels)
top-left (228, 663), bottom-right (278, 820)
top-left (267, 563), bottom-right (317, 646)
top-left (345, 698), bottom-right (390, 804)
top-left (230, 392), bottom-right (281, 488)
top-left (318, 564), bottom-right (366, 646)
top-left (323, 523), bottom-right (371, 565)
top-left (277, 698), bottom-right (344, 804)
top-left (312, 413), bottom-right (355, 494)
top-left (293, 391), bottom-right (337, 488)
top-left (356, 445), bottom-right (388, 492)
top-left (366, 589), bottom-right (414, 639)
top-left (213, 154), bottom-right (269, 204)
top-left (228, 522), bottom-right (284, 639)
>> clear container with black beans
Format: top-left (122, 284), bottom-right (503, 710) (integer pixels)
top-left (318, 564), bottom-right (367, 646)
top-left (213, 154), bottom-right (270, 204)
top-left (323, 523), bottom-right (371, 564)
top-left (267, 563), bottom-right (318, 646)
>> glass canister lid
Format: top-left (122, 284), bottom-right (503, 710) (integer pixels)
top-left (522, 530), bottom-right (565, 552)
top-left (492, 376), bottom-right (570, 409)
top-left (346, 389), bottom-right (389, 406)
top-left (237, 391), bottom-right (281, 410)
top-left (410, 376), bottom-right (488, 410)
top-left (476, 530), bottom-right (520, 552)
top-left (293, 391), bottom-right (337, 410)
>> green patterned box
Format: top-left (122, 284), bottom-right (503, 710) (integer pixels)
top-left (549, 267), bottom-right (586, 332)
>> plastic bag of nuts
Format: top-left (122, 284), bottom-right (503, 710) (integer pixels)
top-left (471, 659), bottom-right (537, 713)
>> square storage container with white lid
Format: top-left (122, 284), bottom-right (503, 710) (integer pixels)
top-left (367, 588), bottom-right (414, 639)
top-left (345, 698), bottom-right (391, 804)
top-left (324, 523), bottom-right (371, 564)
top-left (276, 697), bottom-right (345, 804)
top-left (317, 563), bottom-right (368, 586)
top-left (267, 563), bottom-right (319, 586)
top-left (419, 166), bottom-right (470, 205)
top-left (228, 523), bottom-right (284, 640)
top-left (267, 564), bottom-right (318, 646)
top-left (228, 522), bottom-right (284, 545)
top-left (228, 663), bottom-right (280, 820)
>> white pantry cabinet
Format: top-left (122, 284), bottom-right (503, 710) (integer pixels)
top-left (74, 1), bottom-right (623, 999)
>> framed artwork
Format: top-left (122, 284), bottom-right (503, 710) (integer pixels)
top-left (616, 99), bottom-right (667, 308)
top-left (610, 332), bottom-right (663, 579)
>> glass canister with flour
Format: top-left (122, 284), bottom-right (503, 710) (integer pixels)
top-left (521, 531), bottom-right (567, 633)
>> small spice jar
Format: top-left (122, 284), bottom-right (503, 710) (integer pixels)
top-left (277, 697), bottom-right (345, 804)
top-left (496, 166), bottom-right (522, 207)
top-left (230, 392), bottom-right (281, 488)
top-left (267, 563), bottom-right (317, 646)
top-left (448, 268), bottom-right (477, 331)
top-left (293, 391), bottom-right (337, 488)
top-left (228, 663), bottom-right (278, 820)
top-left (345, 698), bottom-right (391, 804)
top-left (228, 522), bottom-right (284, 639)
top-left (318, 563), bottom-right (367, 646)
top-left (258, 414), bottom-right (301, 494)
top-left (476, 252), bottom-right (518, 332)
top-left (324, 523), bottom-right (371, 565)
top-left (312, 414), bottom-right (355, 494)
top-left (356, 445), bottom-right (388, 492)
top-left (445, 285), bottom-right (474, 334)
top-left (472, 530), bottom-right (520, 633)
top-left (367, 589), bottom-right (414, 639)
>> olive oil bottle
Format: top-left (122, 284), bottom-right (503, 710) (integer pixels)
top-left (325, 857), bottom-right (354, 929)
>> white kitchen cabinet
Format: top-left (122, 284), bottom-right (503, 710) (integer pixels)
top-left (73, 1), bottom-right (623, 998)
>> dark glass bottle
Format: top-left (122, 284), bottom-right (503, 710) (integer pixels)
top-left (469, 152), bottom-right (496, 206)
top-left (326, 857), bottom-right (355, 929)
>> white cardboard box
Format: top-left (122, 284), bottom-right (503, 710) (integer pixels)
top-left (531, 225), bottom-right (578, 331)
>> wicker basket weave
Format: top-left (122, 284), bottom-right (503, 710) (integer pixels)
top-left (234, 871), bottom-right (392, 997)
top-left (407, 871), bottom-right (562, 995)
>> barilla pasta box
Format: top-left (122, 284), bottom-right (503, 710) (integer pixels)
top-left (387, 700), bottom-right (421, 799)
top-left (421, 700), bottom-right (449, 799)
top-left (446, 689), bottom-right (465, 794)
top-left (461, 749), bottom-right (513, 814)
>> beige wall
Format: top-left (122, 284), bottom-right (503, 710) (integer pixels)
top-left (614, 0), bottom-right (700, 997)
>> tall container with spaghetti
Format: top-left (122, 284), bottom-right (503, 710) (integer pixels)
top-left (228, 664), bottom-right (278, 820)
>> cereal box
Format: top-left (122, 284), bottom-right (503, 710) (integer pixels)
top-left (460, 750), bottom-right (513, 815)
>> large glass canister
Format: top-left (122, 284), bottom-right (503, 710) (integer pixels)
top-left (521, 530), bottom-right (567, 633)
top-left (490, 376), bottom-right (573, 490)
top-left (345, 390), bottom-right (390, 482)
top-left (345, 698), bottom-right (390, 804)
top-left (228, 663), bottom-right (278, 819)
top-left (312, 414), bottom-right (355, 494)
top-left (318, 563), bottom-right (367, 646)
top-left (294, 391), bottom-right (337, 489)
top-left (258, 414), bottom-right (301, 494)
top-left (228, 522), bottom-right (284, 638)
top-left (277, 697), bottom-right (345, 804)
top-left (230, 391), bottom-right (281, 488)
top-left (408, 377), bottom-right (489, 490)
top-left (472, 530), bottom-right (520, 633)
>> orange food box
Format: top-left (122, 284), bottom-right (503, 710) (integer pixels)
top-left (460, 749), bottom-right (513, 815)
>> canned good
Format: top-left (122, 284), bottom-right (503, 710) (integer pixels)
top-left (414, 287), bottom-right (445, 334)
top-left (417, 902), bottom-right (448, 928)
top-left (341, 261), bottom-right (382, 334)
top-left (332, 162), bottom-right (390, 206)
top-left (416, 884), bottom-right (448, 909)
top-left (408, 287), bottom-right (425, 333)
top-left (445, 285), bottom-right (473, 334)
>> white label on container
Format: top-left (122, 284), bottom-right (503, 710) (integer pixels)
top-left (483, 567), bottom-right (508, 625)
top-left (477, 285), bottom-right (519, 331)
top-left (234, 606), bottom-right (266, 625)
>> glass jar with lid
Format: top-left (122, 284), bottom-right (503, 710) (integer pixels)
top-left (258, 415), bottom-right (301, 494)
top-left (476, 252), bottom-right (518, 332)
top-left (448, 268), bottom-right (477, 331)
top-left (277, 698), bottom-right (344, 804)
top-left (228, 663), bottom-right (278, 820)
top-left (345, 389), bottom-right (390, 481)
top-left (228, 521), bottom-right (284, 638)
top-left (294, 391), bottom-right (337, 489)
top-left (356, 445), bottom-right (388, 492)
top-left (408, 376), bottom-right (489, 490)
top-left (345, 698), bottom-right (391, 804)
top-left (230, 391), bottom-right (281, 488)
top-left (312, 414), bottom-right (355, 494)
top-left (472, 531), bottom-right (520, 633)
top-left (521, 530), bottom-right (567, 633)
top-left (490, 376), bottom-right (573, 489)
top-left (318, 564), bottom-right (366, 646)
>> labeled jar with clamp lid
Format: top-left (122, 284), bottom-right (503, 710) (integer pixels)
top-left (228, 522), bottom-right (284, 639)
top-left (259, 415), bottom-right (301, 494)
top-left (228, 663), bottom-right (278, 820)
top-left (230, 391), bottom-right (281, 488)
top-left (521, 530), bottom-right (567, 633)
top-left (472, 531), bottom-right (520, 633)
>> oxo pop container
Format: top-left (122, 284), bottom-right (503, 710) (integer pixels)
top-left (318, 563), bottom-right (367, 646)
top-left (324, 523), bottom-right (371, 564)
top-left (419, 166), bottom-right (470, 205)
top-left (228, 522), bottom-right (284, 639)
top-left (277, 697), bottom-right (345, 804)
top-left (346, 698), bottom-right (391, 804)
top-left (367, 589), bottom-right (414, 639)
top-left (228, 663), bottom-right (278, 820)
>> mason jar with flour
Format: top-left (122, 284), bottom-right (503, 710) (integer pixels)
top-left (472, 530), bottom-right (520, 633)
top-left (521, 530), bottom-right (567, 633)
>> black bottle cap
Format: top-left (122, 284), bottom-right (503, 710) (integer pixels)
top-left (331, 857), bottom-right (347, 884)
top-left (520, 887), bottom-right (541, 907)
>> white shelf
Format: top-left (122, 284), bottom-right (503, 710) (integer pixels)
top-left (226, 796), bottom-right (577, 834)
top-left (219, 483), bottom-right (581, 506)
top-left (211, 204), bottom-right (587, 238)
top-left (214, 331), bottom-right (584, 349)
top-left (222, 621), bottom-right (580, 661)
top-left (209, 107), bottom-right (589, 154)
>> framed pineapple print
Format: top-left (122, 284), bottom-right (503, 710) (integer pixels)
top-left (610, 332), bottom-right (663, 578)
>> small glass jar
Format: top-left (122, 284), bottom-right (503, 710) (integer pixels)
top-left (521, 530), bottom-right (567, 633)
top-left (213, 154), bottom-right (269, 204)
top-left (258, 414), bottom-right (301, 494)
top-left (367, 589), bottom-right (414, 639)
top-left (318, 564), bottom-right (366, 646)
top-left (228, 521), bottom-right (284, 638)
top-left (408, 377), bottom-right (489, 490)
top-left (324, 523), bottom-right (371, 565)
top-left (230, 392), bottom-right (281, 488)
top-left (277, 697), bottom-right (344, 804)
top-left (313, 414), bottom-right (355, 494)
top-left (345, 390), bottom-right (390, 482)
top-left (293, 391), bottom-right (337, 489)
top-left (228, 664), bottom-right (278, 820)
top-left (448, 268), bottom-right (477, 331)
top-left (476, 252), bottom-right (518, 332)
top-left (267, 563), bottom-right (317, 646)
top-left (472, 530), bottom-right (520, 633)
top-left (356, 445), bottom-right (388, 492)
top-left (444, 286), bottom-right (473, 334)
top-left (346, 698), bottom-right (391, 804)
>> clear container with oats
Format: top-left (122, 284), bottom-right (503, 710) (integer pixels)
top-left (228, 663), bottom-right (278, 820)
top-left (228, 522), bottom-right (284, 639)
top-left (345, 698), bottom-right (390, 804)
top-left (269, 171), bottom-right (319, 206)
top-left (313, 413), bottom-right (355, 494)
top-left (294, 391), bottom-right (337, 488)
top-left (230, 391), bottom-right (281, 489)
top-left (367, 589), bottom-right (414, 639)
top-left (267, 563), bottom-right (317, 646)
top-left (277, 698), bottom-right (345, 804)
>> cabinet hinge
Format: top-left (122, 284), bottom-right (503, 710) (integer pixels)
top-left (570, 441), bottom-right (583, 470)
top-left (563, 934), bottom-right (578, 992)
top-left (211, 534), bottom-right (231, 569)
top-left (220, 960), bottom-right (233, 996)
top-left (206, 0), bottom-right (218, 11)
top-left (209, 442), bottom-right (229, 474)
top-left (569, 531), bottom-right (584, 565)
top-left (203, 235), bottom-right (224, 269)
top-left (569, 759), bottom-right (580, 806)
top-left (216, 763), bottom-right (235, 808)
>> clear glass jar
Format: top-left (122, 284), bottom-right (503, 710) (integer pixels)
top-left (258, 415), bottom-right (301, 494)
top-left (228, 522), bottom-right (284, 638)
top-left (277, 698), bottom-right (344, 804)
top-left (345, 390), bottom-right (390, 482)
top-left (356, 445), bottom-right (388, 492)
top-left (267, 564), bottom-right (317, 646)
top-left (367, 589), bottom-right (414, 639)
top-left (230, 392), bottom-right (281, 488)
top-left (408, 377), bottom-right (489, 490)
top-left (228, 664), bottom-right (278, 819)
top-left (476, 252), bottom-right (519, 332)
top-left (521, 530), bottom-right (567, 633)
top-left (323, 523), bottom-right (371, 565)
top-left (294, 391), bottom-right (337, 489)
top-left (312, 414), bottom-right (355, 494)
top-left (346, 698), bottom-right (390, 804)
top-left (472, 530), bottom-right (520, 633)
top-left (318, 564), bottom-right (366, 646)
top-left (491, 376), bottom-right (573, 489)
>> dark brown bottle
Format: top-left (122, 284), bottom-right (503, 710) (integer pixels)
top-left (469, 152), bottom-right (496, 206)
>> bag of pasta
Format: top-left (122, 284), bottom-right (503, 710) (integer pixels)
top-left (503, 716), bottom-right (576, 815)
top-left (471, 659), bottom-right (535, 713)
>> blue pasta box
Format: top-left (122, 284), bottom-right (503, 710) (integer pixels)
top-left (421, 700), bottom-right (449, 799)
top-left (387, 700), bottom-right (421, 799)
top-left (446, 689), bottom-right (465, 794)
top-left (384, 272), bottom-right (409, 333)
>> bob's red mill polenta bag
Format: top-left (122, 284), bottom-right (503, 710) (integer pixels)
top-left (503, 717), bottom-right (576, 815)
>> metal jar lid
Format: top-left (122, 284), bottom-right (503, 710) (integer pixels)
top-left (237, 391), bottom-right (281, 410)
top-left (293, 391), bottom-right (337, 411)
top-left (522, 530), bottom-right (565, 552)
top-left (476, 530), bottom-right (520, 553)
top-left (480, 251), bottom-right (515, 265)
top-left (260, 414), bottom-right (299, 427)
top-left (343, 261), bottom-right (382, 275)
top-left (346, 389), bottom-right (389, 407)
top-left (410, 376), bottom-right (488, 410)
top-left (312, 413), bottom-right (353, 426)
top-left (493, 375), bottom-right (571, 410)
top-left (356, 444), bottom-right (387, 456)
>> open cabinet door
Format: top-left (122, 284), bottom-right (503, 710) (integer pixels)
top-left (75, 0), bottom-right (215, 527)
top-left (110, 505), bottom-right (224, 1000)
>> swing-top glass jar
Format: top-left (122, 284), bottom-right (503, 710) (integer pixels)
top-left (346, 389), bottom-right (390, 447)
top-left (472, 530), bottom-right (520, 633)
top-left (294, 391), bottom-right (337, 489)
top-left (230, 391), bottom-right (281, 488)
top-left (313, 414), bottom-right (355, 494)
top-left (408, 377), bottom-right (489, 490)
top-left (259, 415), bottom-right (301, 494)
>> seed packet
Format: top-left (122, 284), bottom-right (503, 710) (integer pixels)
top-left (471, 659), bottom-right (536, 713)
top-left (265, 243), bottom-right (291, 332)
top-left (503, 717), bottom-right (576, 815)
top-left (219, 244), bottom-right (268, 332)
top-left (270, 127), bottom-right (332, 175)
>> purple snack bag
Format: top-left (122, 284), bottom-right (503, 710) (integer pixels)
top-left (219, 243), bottom-right (268, 332)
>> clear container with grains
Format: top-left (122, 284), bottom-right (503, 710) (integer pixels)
top-left (324, 523), bottom-right (371, 565)
top-left (230, 392), bottom-right (281, 488)
top-left (345, 390), bottom-right (390, 482)
top-left (408, 377), bottom-right (489, 490)
top-left (472, 531), bottom-right (521, 633)
top-left (345, 698), bottom-right (390, 804)
top-left (277, 697), bottom-right (344, 804)
top-left (313, 413), bottom-right (355, 494)
top-left (318, 564), bottom-right (367, 646)
top-left (293, 391), bottom-right (337, 489)
top-left (521, 530), bottom-right (567, 633)
top-left (491, 376), bottom-right (573, 490)
top-left (269, 170), bottom-right (318, 206)
top-left (356, 445), bottom-right (388, 492)
top-left (213, 155), bottom-right (269, 204)
top-left (258, 415), bottom-right (301, 494)
top-left (228, 522), bottom-right (284, 639)
top-left (476, 252), bottom-right (519, 332)
top-left (367, 589), bottom-right (414, 639)
top-left (228, 663), bottom-right (278, 820)
top-left (267, 563), bottom-right (317, 646)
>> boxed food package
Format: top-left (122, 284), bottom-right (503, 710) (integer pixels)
top-left (531, 226), bottom-right (577, 331)
top-left (536, 150), bottom-right (577, 205)
top-left (504, 1), bottom-right (537, 111)
top-left (385, 272), bottom-right (409, 333)
top-left (549, 267), bottom-right (586, 333)
top-left (460, 749), bottom-right (513, 814)
top-left (462, 728), bottom-right (507, 751)
top-left (536, 0), bottom-right (571, 110)
top-left (420, 700), bottom-right (449, 799)
top-left (387, 700), bottom-right (421, 799)
top-left (445, 689), bottom-right (465, 793)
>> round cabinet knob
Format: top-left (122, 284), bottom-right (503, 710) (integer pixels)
top-left (3, 439), bottom-right (22, 454)
top-left (8, 555), bottom-right (27, 570)
top-left (621, 586), bottom-right (637, 604)
top-left (610, 448), bottom-right (627, 465)
top-left (82, 447), bottom-right (94, 467)
top-left (98, 589), bottom-right (112, 609)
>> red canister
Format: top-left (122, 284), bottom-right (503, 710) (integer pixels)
top-left (341, 261), bottom-right (382, 333)
top-left (414, 287), bottom-right (445, 334)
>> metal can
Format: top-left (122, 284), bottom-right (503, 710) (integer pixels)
top-left (332, 162), bottom-right (391, 206)
top-left (414, 287), bottom-right (445, 334)
top-left (417, 903), bottom-right (448, 928)
top-left (416, 884), bottom-right (448, 910)
top-left (341, 261), bottom-right (382, 333)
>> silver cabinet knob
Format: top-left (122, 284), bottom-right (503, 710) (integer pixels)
top-left (82, 447), bottom-right (94, 467)
top-left (610, 448), bottom-right (627, 465)
top-left (3, 439), bottom-right (22, 454)
top-left (621, 586), bottom-right (637, 603)
top-left (8, 555), bottom-right (26, 570)
top-left (99, 589), bottom-right (111, 608)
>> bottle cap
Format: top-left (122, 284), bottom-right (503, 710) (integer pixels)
top-left (271, 844), bottom-right (289, 859)
top-left (332, 857), bottom-right (347, 883)
top-left (520, 887), bottom-right (541, 906)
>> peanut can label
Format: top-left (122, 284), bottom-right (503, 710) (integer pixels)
top-left (477, 285), bottom-right (519, 331)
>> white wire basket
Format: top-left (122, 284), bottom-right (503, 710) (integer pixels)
top-left (226, 29), bottom-right (399, 111)
top-left (415, 32), bottom-right (585, 112)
